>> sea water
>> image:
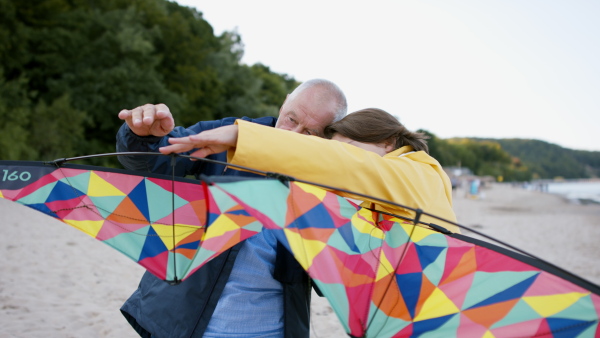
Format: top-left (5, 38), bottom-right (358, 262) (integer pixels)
top-left (545, 181), bottom-right (600, 204)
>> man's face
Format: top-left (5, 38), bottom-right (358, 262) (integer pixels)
top-left (274, 87), bottom-right (337, 137)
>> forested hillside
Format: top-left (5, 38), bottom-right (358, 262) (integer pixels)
top-left (494, 139), bottom-right (600, 179)
top-left (425, 134), bottom-right (600, 181)
top-left (0, 0), bottom-right (298, 164)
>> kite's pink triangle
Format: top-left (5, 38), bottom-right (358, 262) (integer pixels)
top-left (138, 250), bottom-right (169, 280)
top-left (396, 243), bottom-right (424, 274)
top-left (534, 318), bottom-right (553, 337)
top-left (474, 245), bottom-right (535, 273)
top-left (47, 195), bottom-right (101, 220)
top-left (50, 167), bottom-right (82, 179)
top-left (172, 180), bottom-right (205, 202)
top-left (238, 228), bottom-right (259, 242)
top-left (0, 188), bottom-right (22, 201)
top-left (157, 203), bottom-right (204, 228)
top-left (202, 226), bottom-right (260, 253)
top-left (346, 251), bottom-right (381, 279)
top-left (381, 241), bottom-right (411, 270)
top-left (307, 245), bottom-right (374, 284)
top-left (438, 272), bottom-right (475, 310)
top-left (523, 271), bottom-right (588, 297)
top-left (146, 176), bottom-right (175, 193)
top-left (92, 170), bottom-right (145, 195)
top-left (197, 228), bottom-right (237, 252)
top-left (595, 295), bottom-right (600, 324)
top-left (307, 264), bottom-right (340, 284)
top-left (395, 323), bottom-right (414, 337)
top-left (345, 283), bottom-right (376, 336)
top-left (96, 219), bottom-right (149, 241)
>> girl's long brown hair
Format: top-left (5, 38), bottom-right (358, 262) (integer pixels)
top-left (324, 108), bottom-right (429, 153)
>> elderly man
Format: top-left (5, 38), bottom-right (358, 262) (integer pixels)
top-left (117, 79), bottom-right (347, 338)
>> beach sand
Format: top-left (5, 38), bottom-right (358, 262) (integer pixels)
top-left (1, 183), bottom-right (599, 337)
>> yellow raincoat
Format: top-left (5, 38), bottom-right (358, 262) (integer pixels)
top-left (227, 120), bottom-right (459, 233)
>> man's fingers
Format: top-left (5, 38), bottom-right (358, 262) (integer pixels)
top-left (141, 104), bottom-right (157, 126)
top-left (159, 117), bottom-right (175, 134)
top-left (144, 104), bottom-right (174, 135)
top-left (130, 107), bottom-right (145, 127)
top-left (154, 103), bottom-right (171, 119)
top-left (118, 109), bottom-right (131, 120)
top-left (119, 103), bottom-right (175, 137)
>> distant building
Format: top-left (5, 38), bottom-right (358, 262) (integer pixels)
top-left (444, 167), bottom-right (473, 178)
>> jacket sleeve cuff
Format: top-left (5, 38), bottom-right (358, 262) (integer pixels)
top-left (122, 124), bottom-right (164, 144)
top-left (227, 119), bottom-right (247, 163)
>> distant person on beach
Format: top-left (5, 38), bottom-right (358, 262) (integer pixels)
top-left (470, 178), bottom-right (481, 198)
top-left (451, 176), bottom-right (460, 195)
top-left (161, 108), bottom-right (459, 232)
top-left (116, 79), bottom-right (347, 338)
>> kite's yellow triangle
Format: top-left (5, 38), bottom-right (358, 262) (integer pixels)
top-left (65, 219), bottom-right (104, 238)
top-left (87, 172), bottom-right (126, 197)
top-left (414, 287), bottom-right (460, 321)
top-left (284, 228), bottom-right (327, 270)
top-left (523, 292), bottom-right (590, 317)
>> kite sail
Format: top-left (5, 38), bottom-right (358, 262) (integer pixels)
top-left (0, 157), bottom-right (265, 283)
top-left (216, 180), bottom-right (600, 337)
top-left (1, 154), bottom-right (599, 337)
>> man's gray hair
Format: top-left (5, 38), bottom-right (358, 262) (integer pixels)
top-left (291, 79), bottom-right (348, 122)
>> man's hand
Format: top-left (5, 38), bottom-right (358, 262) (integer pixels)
top-left (160, 125), bottom-right (239, 158)
top-left (118, 103), bottom-right (175, 137)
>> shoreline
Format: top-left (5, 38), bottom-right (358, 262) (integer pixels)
top-left (525, 180), bottom-right (600, 204)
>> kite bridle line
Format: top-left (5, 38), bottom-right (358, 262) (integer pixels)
top-left (46, 151), bottom-right (598, 288)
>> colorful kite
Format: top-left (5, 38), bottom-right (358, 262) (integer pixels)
top-left (1, 155), bottom-right (599, 337)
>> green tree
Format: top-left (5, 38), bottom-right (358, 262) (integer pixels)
top-left (1, 0), bottom-right (299, 164)
top-left (29, 94), bottom-right (85, 160)
top-left (0, 72), bottom-right (34, 160)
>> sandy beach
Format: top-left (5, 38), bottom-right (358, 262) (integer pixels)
top-left (1, 183), bottom-right (599, 337)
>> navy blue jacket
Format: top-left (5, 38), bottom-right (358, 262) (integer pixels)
top-left (117, 117), bottom-right (311, 338)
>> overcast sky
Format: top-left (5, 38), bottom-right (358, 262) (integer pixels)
top-left (175, 0), bottom-right (600, 151)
